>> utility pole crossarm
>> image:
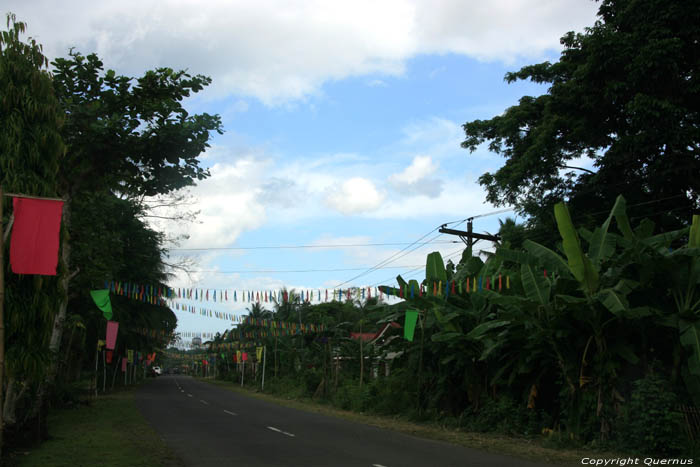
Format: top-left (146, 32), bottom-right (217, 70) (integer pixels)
top-left (438, 227), bottom-right (500, 243)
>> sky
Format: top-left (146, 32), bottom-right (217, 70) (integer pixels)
top-left (6, 0), bottom-right (600, 341)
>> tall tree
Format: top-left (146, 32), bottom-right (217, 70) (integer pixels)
top-left (462, 0), bottom-right (700, 234)
top-left (41, 50), bottom-right (224, 390)
top-left (0, 13), bottom-right (66, 445)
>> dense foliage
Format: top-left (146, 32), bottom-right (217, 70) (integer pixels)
top-left (462, 0), bottom-right (700, 242)
top-left (196, 198), bottom-right (698, 456)
top-left (0, 14), bottom-right (219, 449)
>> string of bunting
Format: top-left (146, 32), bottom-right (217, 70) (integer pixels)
top-left (241, 316), bottom-right (326, 333)
top-left (105, 273), bottom-right (530, 311)
top-left (180, 331), bottom-right (217, 339)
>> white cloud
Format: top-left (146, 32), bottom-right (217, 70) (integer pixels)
top-left (388, 155), bottom-right (444, 198)
top-left (148, 157), bottom-right (270, 249)
top-left (325, 177), bottom-right (385, 214)
top-left (399, 117), bottom-right (465, 158)
top-left (8, 0), bottom-right (599, 104)
top-left (367, 79), bottom-right (388, 87)
top-left (370, 176), bottom-right (498, 220)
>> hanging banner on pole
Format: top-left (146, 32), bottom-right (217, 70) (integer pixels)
top-left (90, 289), bottom-right (113, 320)
top-left (404, 309), bottom-right (419, 342)
top-left (9, 197), bottom-right (64, 275)
top-left (106, 321), bottom-right (119, 350)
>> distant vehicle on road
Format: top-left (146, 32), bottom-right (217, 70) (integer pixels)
top-left (148, 366), bottom-right (162, 377)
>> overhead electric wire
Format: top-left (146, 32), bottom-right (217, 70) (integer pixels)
top-left (332, 214), bottom-right (496, 288)
top-left (166, 197), bottom-right (690, 288)
top-left (369, 246), bottom-right (469, 287)
top-left (332, 228), bottom-right (444, 288)
top-left (334, 220), bottom-right (467, 288)
top-left (167, 240), bottom-right (459, 252)
top-left (170, 264), bottom-right (427, 275)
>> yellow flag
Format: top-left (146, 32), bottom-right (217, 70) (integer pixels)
top-left (256, 346), bottom-right (263, 361)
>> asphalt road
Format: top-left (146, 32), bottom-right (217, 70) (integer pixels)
top-left (135, 375), bottom-right (553, 467)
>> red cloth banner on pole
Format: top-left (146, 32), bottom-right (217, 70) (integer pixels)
top-left (106, 321), bottom-right (119, 350)
top-left (121, 357), bottom-right (127, 372)
top-left (10, 197), bottom-right (64, 275)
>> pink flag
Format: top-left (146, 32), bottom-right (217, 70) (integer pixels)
top-left (106, 321), bottom-right (119, 350)
top-left (121, 357), bottom-right (127, 372)
top-left (10, 197), bottom-right (64, 275)
top-left (242, 352), bottom-right (248, 362)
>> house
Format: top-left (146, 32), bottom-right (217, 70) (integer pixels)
top-left (349, 322), bottom-right (403, 377)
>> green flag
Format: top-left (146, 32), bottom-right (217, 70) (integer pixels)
top-left (90, 289), bottom-right (113, 320)
top-left (404, 309), bottom-right (419, 342)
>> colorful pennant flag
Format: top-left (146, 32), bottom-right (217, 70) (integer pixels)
top-left (9, 197), bottom-right (64, 275)
top-left (106, 321), bottom-right (119, 350)
top-left (404, 309), bottom-right (419, 342)
top-left (90, 289), bottom-right (113, 320)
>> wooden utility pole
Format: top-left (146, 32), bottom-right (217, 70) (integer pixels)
top-left (439, 218), bottom-right (500, 250)
top-left (0, 186), bottom-right (5, 455)
top-left (0, 190), bottom-right (64, 455)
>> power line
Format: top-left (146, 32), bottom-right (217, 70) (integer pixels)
top-left (333, 216), bottom-right (479, 287)
top-left (170, 265), bottom-right (427, 274)
top-left (167, 240), bottom-right (459, 252)
top-left (333, 228), bottom-right (444, 288)
top-left (369, 246), bottom-right (468, 287)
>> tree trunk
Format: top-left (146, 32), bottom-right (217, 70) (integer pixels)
top-left (47, 198), bottom-right (72, 387)
top-left (30, 200), bottom-right (73, 433)
top-left (359, 320), bottom-right (364, 387)
top-left (2, 378), bottom-right (26, 427)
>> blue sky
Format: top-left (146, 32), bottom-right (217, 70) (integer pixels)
top-left (8, 0), bottom-right (600, 341)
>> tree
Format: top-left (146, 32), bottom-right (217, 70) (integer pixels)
top-left (51, 51), bottom-right (223, 199)
top-left (41, 50), bottom-right (223, 395)
top-left (0, 13), bottom-right (66, 446)
top-left (462, 0), bottom-right (699, 234)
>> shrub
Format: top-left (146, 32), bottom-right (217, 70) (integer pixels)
top-left (464, 395), bottom-right (546, 437)
top-left (616, 374), bottom-right (684, 455)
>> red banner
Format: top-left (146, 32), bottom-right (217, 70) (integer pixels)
top-left (10, 197), bottom-right (63, 275)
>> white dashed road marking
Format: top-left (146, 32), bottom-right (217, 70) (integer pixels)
top-left (267, 426), bottom-right (295, 437)
top-left (224, 410), bottom-right (237, 416)
top-left (200, 400), bottom-right (209, 405)
top-left (187, 394), bottom-right (193, 397)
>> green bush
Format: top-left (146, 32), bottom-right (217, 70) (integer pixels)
top-left (616, 374), bottom-right (685, 455)
top-left (464, 396), bottom-right (545, 437)
top-left (331, 380), bottom-right (373, 412)
top-left (365, 370), bottom-right (416, 416)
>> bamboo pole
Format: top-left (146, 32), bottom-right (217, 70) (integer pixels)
top-left (261, 346), bottom-right (267, 391)
top-left (2, 192), bottom-right (65, 201)
top-left (94, 341), bottom-right (99, 397)
top-left (0, 187), bottom-right (5, 456)
top-left (111, 357), bottom-right (120, 389)
top-left (102, 350), bottom-right (106, 393)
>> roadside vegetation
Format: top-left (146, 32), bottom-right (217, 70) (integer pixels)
top-left (1, 12), bottom-right (219, 460)
top-left (2, 0), bottom-right (700, 463)
top-left (8, 388), bottom-right (183, 467)
top-left (189, 198), bottom-right (699, 460)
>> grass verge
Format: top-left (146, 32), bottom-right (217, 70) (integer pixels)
top-left (201, 378), bottom-right (625, 466)
top-left (8, 386), bottom-right (184, 467)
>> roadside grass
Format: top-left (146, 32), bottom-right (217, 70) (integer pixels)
top-left (8, 385), bottom-right (184, 467)
top-left (201, 378), bottom-right (625, 466)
